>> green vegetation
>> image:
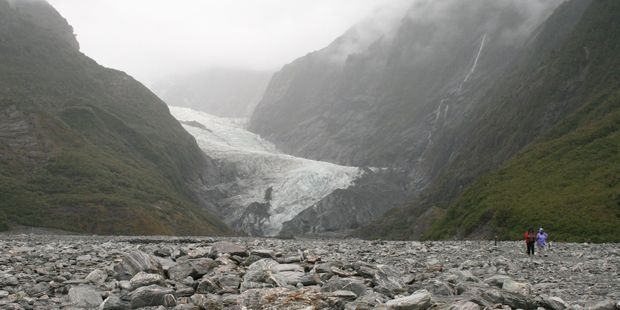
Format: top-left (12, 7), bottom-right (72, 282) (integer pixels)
top-left (0, 0), bottom-right (229, 235)
top-left (426, 90), bottom-right (620, 242)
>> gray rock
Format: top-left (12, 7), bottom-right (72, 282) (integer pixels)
top-left (331, 290), bottom-right (358, 299)
top-left (3, 303), bottom-right (24, 310)
top-left (385, 289), bottom-right (432, 310)
top-left (128, 284), bottom-right (174, 308)
top-left (540, 295), bottom-right (569, 310)
top-left (502, 279), bottom-right (531, 295)
top-left (153, 248), bottom-right (171, 257)
top-left (217, 274), bottom-right (242, 290)
top-left (356, 263), bottom-right (406, 297)
top-left (250, 249), bottom-right (275, 258)
top-left (321, 276), bottom-right (368, 297)
top-left (481, 288), bottom-right (536, 309)
top-left (270, 263), bottom-right (303, 273)
top-left (86, 269), bottom-right (108, 285)
top-left (189, 293), bottom-right (206, 306)
top-left (68, 285), bottom-right (103, 308)
top-left (168, 261), bottom-right (195, 282)
top-left (168, 258), bottom-right (216, 281)
top-left (345, 291), bottom-right (389, 310)
top-left (163, 293), bottom-right (177, 307)
top-left (424, 279), bottom-right (454, 296)
top-left (483, 275), bottom-right (513, 288)
top-left (210, 242), bottom-right (247, 257)
top-left (25, 281), bottom-right (49, 297)
top-left (196, 277), bottom-right (219, 294)
top-left (589, 300), bottom-right (618, 310)
top-left (448, 300), bottom-right (480, 310)
top-left (241, 258), bottom-right (283, 291)
top-left (99, 295), bottom-right (129, 310)
top-left (76, 254), bottom-right (92, 262)
top-left (129, 272), bottom-right (165, 290)
top-left (275, 271), bottom-right (305, 285)
top-left (113, 250), bottom-right (162, 280)
top-left (187, 247), bottom-right (210, 259)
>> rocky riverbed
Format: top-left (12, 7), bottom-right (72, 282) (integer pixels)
top-left (0, 235), bottom-right (618, 309)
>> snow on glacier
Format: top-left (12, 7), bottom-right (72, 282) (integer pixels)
top-left (170, 106), bottom-right (364, 236)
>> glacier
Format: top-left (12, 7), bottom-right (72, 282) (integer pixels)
top-left (170, 106), bottom-right (364, 236)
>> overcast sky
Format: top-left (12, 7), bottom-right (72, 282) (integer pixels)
top-left (46, 0), bottom-right (403, 85)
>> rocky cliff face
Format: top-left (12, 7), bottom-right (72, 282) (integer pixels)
top-left (0, 0), bottom-right (229, 235)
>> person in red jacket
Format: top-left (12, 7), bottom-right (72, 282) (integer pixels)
top-left (524, 228), bottom-right (537, 256)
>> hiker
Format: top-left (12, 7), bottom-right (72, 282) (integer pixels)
top-left (524, 228), bottom-right (537, 256)
top-left (537, 228), bottom-right (548, 252)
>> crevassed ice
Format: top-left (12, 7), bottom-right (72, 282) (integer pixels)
top-left (170, 106), bottom-right (364, 236)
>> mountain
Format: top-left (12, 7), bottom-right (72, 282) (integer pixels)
top-left (249, 0), bottom-right (563, 169)
top-left (0, 0), bottom-right (229, 235)
top-left (248, 0), bottom-right (620, 241)
top-left (152, 68), bottom-right (272, 118)
top-left (365, 0), bottom-right (620, 242)
top-left (422, 0), bottom-right (620, 242)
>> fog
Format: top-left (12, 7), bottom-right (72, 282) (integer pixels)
top-left (46, 0), bottom-right (403, 85)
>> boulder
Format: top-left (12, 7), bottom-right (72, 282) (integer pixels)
top-left (331, 290), bottom-right (358, 300)
top-left (196, 277), bottom-right (219, 294)
top-left (358, 263), bottom-right (406, 297)
top-left (99, 295), bottom-right (129, 310)
top-left (128, 284), bottom-right (174, 308)
top-left (25, 282), bottom-right (50, 297)
top-left (589, 300), bottom-right (618, 310)
top-left (129, 272), bottom-right (165, 290)
top-left (483, 275), bottom-right (512, 288)
top-left (168, 258), bottom-right (217, 281)
top-left (385, 289), bottom-right (432, 310)
top-left (241, 258), bottom-right (285, 291)
top-left (68, 285), bottom-right (103, 308)
top-left (321, 276), bottom-right (368, 297)
top-left (539, 295), bottom-right (569, 310)
top-left (86, 269), bottom-right (108, 285)
top-left (113, 250), bottom-right (162, 280)
top-left (448, 300), bottom-right (481, 310)
top-left (502, 279), bottom-right (531, 295)
top-left (210, 242), bottom-right (248, 257)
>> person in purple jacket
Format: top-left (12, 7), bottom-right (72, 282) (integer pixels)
top-left (536, 227), bottom-right (548, 253)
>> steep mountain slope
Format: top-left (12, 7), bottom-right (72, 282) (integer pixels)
top-left (0, 0), bottom-right (229, 235)
top-left (152, 68), bottom-right (272, 118)
top-left (423, 0), bottom-right (620, 242)
top-left (249, 0), bottom-right (563, 172)
top-left (249, 0), bottom-right (582, 236)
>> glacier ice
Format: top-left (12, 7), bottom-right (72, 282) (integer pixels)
top-left (170, 106), bottom-right (364, 236)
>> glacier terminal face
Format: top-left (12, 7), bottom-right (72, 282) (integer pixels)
top-left (170, 106), bottom-right (364, 236)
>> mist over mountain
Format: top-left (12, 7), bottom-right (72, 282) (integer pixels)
top-left (152, 68), bottom-right (272, 118)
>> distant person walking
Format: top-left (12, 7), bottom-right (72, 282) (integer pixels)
top-left (524, 228), bottom-right (537, 256)
top-left (537, 228), bottom-right (548, 253)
